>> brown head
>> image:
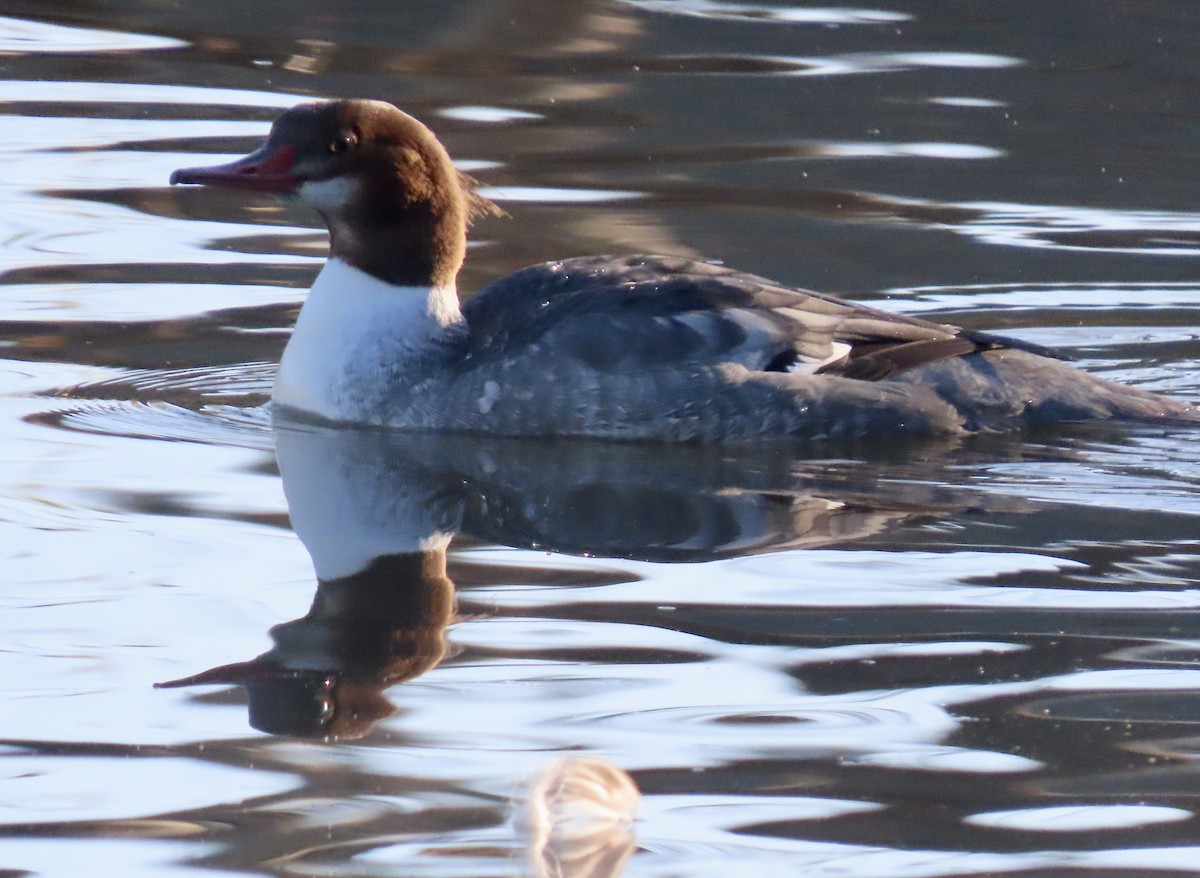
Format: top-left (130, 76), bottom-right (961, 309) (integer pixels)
top-left (171, 99), bottom-right (500, 287)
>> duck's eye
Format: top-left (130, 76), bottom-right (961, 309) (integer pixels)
top-left (328, 132), bottom-right (358, 154)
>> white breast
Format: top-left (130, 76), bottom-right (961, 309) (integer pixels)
top-left (274, 257), bottom-right (461, 423)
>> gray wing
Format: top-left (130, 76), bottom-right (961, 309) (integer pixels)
top-left (461, 254), bottom-right (1059, 379)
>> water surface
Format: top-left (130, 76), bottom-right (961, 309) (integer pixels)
top-left (4, 2), bottom-right (1200, 877)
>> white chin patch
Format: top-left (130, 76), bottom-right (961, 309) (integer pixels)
top-left (297, 176), bottom-right (357, 211)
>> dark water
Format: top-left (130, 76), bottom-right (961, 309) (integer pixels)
top-left (5, 2), bottom-right (1200, 876)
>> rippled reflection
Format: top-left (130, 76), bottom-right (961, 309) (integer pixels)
top-left (153, 420), bottom-right (982, 738)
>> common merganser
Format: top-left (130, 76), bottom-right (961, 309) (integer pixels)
top-left (170, 99), bottom-right (1196, 441)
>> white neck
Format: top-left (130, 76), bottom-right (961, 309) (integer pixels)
top-left (273, 257), bottom-right (462, 423)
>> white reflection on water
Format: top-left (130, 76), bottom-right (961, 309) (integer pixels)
top-left (928, 97), bottom-right (1007, 108)
top-left (633, 836), bottom-right (1200, 878)
top-left (964, 804), bottom-right (1192, 831)
top-left (960, 201), bottom-right (1200, 254)
top-left (889, 282), bottom-right (1200, 314)
top-left (3, 840), bottom-right (220, 878)
top-left (790, 51), bottom-right (1020, 76)
top-left (467, 547), bottom-right (1200, 610)
top-left (866, 194), bottom-right (1200, 256)
top-left (0, 15), bottom-right (184, 53)
top-left (0, 113), bottom-right (311, 276)
top-left (0, 400), bottom-right (304, 747)
top-left (0, 755), bottom-right (298, 825)
top-left (0, 199), bottom-right (307, 272)
top-left (851, 746), bottom-right (1039, 773)
top-left (476, 185), bottom-right (646, 203)
top-left (0, 79), bottom-right (300, 108)
top-left (623, 1), bottom-right (910, 25)
top-left (967, 461), bottom-right (1200, 515)
top-left (814, 141), bottom-right (1003, 160)
top-left (439, 105), bottom-right (544, 123)
top-left (0, 283), bottom-right (299, 321)
top-left (0, 116), bottom-right (269, 163)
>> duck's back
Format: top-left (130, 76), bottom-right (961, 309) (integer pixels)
top-left (462, 255), bottom-right (985, 378)
top-left (425, 255), bottom-right (1189, 441)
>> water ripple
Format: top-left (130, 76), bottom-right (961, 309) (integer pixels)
top-left (0, 755), bottom-right (298, 825)
top-left (623, 1), bottom-right (910, 24)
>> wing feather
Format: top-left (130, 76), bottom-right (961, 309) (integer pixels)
top-left (460, 255), bottom-right (1059, 380)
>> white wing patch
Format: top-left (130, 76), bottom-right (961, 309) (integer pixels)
top-left (668, 306), bottom-right (855, 373)
top-left (788, 341), bottom-right (852, 374)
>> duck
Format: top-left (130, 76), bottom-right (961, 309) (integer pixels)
top-left (170, 99), bottom-right (1196, 442)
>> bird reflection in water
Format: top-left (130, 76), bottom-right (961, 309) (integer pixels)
top-left (156, 419), bottom-right (466, 739)
top-left (156, 551), bottom-right (454, 738)
top-left (156, 417), bottom-right (1011, 739)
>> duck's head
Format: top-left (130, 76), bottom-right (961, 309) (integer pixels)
top-left (171, 99), bottom-right (499, 287)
